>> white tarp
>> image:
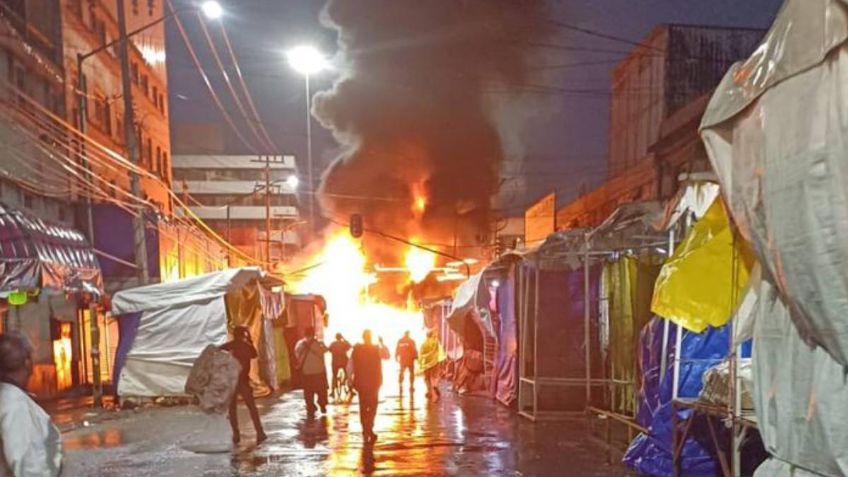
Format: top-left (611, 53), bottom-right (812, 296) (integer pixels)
top-left (111, 267), bottom-right (262, 315)
top-left (701, 0), bottom-right (848, 367)
top-left (446, 272), bottom-right (494, 337)
top-left (118, 298), bottom-right (228, 397)
top-left (112, 268), bottom-right (263, 397)
top-left (700, 1), bottom-right (848, 474)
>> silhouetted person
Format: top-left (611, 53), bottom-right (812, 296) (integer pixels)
top-left (329, 333), bottom-right (352, 397)
top-left (420, 330), bottom-right (442, 402)
top-left (295, 326), bottom-right (329, 419)
top-left (351, 329), bottom-right (383, 444)
top-left (395, 331), bottom-right (418, 396)
top-left (221, 326), bottom-right (267, 444)
top-left (0, 332), bottom-right (62, 476)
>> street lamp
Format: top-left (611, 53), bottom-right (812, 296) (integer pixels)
top-left (75, 0), bottom-right (223, 409)
top-left (286, 45), bottom-right (329, 235)
top-left (286, 175), bottom-right (300, 190)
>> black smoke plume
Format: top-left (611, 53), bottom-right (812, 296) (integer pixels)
top-left (314, 0), bottom-right (550, 265)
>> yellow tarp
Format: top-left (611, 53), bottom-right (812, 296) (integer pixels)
top-left (651, 199), bottom-right (755, 333)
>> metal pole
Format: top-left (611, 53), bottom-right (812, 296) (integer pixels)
top-left (226, 204), bottom-right (231, 267)
top-left (116, 0), bottom-right (149, 285)
top-left (265, 156), bottom-right (272, 263)
top-left (659, 228), bottom-right (675, 385)
top-left (584, 239), bottom-right (592, 407)
top-left (76, 58), bottom-right (102, 408)
top-left (533, 266), bottom-right (540, 418)
top-left (87, 303), bottom-right (102, 407)
top-left (305, 75), bottom-right (314, 234)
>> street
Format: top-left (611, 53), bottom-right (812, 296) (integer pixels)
top-left (62, 385), bottom-right (634, 477)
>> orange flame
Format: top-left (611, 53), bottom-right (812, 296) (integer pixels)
top-left (290, 231), bottom-right (426, 354)
top-left (404, 239), bottom-right (436, 283)
top-left (411, 182), bottom-right (427, 218)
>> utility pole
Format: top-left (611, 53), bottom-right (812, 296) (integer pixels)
top-left (264, 156), bottom-right (272, 263)
top-left (117, 0), bottom-right (150, 285)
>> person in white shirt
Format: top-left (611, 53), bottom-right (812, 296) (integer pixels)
top-left (0, 332), bottom-right (62, 477)
top-left (294, 327), bottom-right (329, 419)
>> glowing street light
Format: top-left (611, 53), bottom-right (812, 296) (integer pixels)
top-left (200, 1), bottom-right (224, 20)
top-left (286, 175), bottom-right (300, 190)
top-left (286, 45), bottom-right (329, 235)
top-left (286, 45), bottom-right (329, 76)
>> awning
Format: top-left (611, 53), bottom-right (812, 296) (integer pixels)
top-left (0, 202), bottom-right (102, 294)
top-left (446, 272), bottom-right (495, 338)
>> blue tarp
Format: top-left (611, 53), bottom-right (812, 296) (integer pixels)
top-left (624, 319), bottom-right (750, 477)
top-left (112, 311), bottom-right (142, 393)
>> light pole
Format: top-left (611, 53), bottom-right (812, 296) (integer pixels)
top-left (75, 0), bottom-right (222, 407)
top-left (286, 45), bottom-right (328, 235)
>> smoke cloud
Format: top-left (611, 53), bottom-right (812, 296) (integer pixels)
top-left (314, 0), bottom-right (551, 263)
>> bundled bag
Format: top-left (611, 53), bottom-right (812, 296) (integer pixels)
top-left (185, 344), bottom-right (242, 414)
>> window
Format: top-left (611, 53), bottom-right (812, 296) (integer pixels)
top-left (155, 146), bottom-right (162, 175)
top-left (162, 152), bottom-right (169, 183)
top-left (146, 138), bottom-right (153, 169)
top-left (158, 93), bottom-right (166, 114)
top-left (140, 74), bottom-right (148, 96)
top-left (152, 86), bottom-right (158, 105)
top-left (131, 63), bottom-right (139, 84)
top-left (93, 94), bottom-right (111, 135)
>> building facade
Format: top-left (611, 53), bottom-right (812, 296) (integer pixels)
top-left (173, 154), bottom-right (301, 263)
top-left (61, 0), bottom-right (172, 213)
top-left (555, 24), bottom-right (765, 231)
top-left (608, 24), bottom-right (764, 178)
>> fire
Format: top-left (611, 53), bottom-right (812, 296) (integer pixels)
top-left (405, 239), bottom-right (436, 283)
top-left (289, 230), bottom-right (427, 361)
top-left (411, 182), bottom-right (427, 218)
top-left (413, 195), bottom-right (426, 215)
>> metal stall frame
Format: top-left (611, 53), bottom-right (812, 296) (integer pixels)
top-left (518, 242), bottom-right (667, 423)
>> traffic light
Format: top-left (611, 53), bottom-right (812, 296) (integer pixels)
top-left (350, 214), bottom-right (364, 238)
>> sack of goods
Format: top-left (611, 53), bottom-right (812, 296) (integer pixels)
top-left (185, 344), bottom-right (242, 414)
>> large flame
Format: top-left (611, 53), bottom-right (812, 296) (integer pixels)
top-left (404, 239), bottom-right (436, 283)
top-left (290, 230), bottom-right (427, 357)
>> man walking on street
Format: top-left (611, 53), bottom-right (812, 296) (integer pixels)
top-left (395, 331), bottom-right (418, 396)
top-left (295, 326), bottom-right (329, 419)
top-left (419, 330), bottom-right (442, 402)
top-left (221, 326), bottom-right (267, 444)
top-left (329, 333), bottom-right (352, 397)
top-left (0, 332), bottom-right (63, 476)
top-left (351, 329), bottom-right (383, 444)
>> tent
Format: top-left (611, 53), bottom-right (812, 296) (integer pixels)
top-left (111, 268), bottom-right (283, 398)
top-left (701, 0), bottom-right (848, 474)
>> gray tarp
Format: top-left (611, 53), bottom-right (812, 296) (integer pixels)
top-left (701, 1), bottom-right (848, 475)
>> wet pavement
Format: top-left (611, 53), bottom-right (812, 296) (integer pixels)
top-left (62, 385), bottom-right (636, 476)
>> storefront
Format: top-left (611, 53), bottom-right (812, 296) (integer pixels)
top-left (0, 203), bottom-right (103, 398)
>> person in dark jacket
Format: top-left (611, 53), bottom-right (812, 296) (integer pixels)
top-left (351, 329), bottom-right (383, 444)
top-left (221, 326), bottom-right (266, 444)
top-left (395, 331), bottom-right (418, 396)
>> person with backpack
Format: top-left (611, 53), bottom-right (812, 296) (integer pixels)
top-left (295, 326), bottom-right (329, 419)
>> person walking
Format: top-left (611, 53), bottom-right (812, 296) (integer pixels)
top-left (295, 326), bottom-right (329, 419)
top-left (328, 333), bottom-right (352, 398)
top-left (395, 331), bottom-right (418, 396)
top-left (0, 332), bottom-right (63, 476)
top-left (221, 326), bottom-right (267, 444)
top-left (419, 330), bottom-right (442, 402)
top-left (351, 329), bottom-right (383, 444)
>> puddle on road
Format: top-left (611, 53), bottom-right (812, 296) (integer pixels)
top-left (64, 428), bottom-right (124, 450)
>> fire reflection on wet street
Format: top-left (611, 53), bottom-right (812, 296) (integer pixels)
top-left (62, 385), bottom-right (634, 476)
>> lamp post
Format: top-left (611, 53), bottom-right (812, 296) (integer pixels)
top-left (75, 0), bottom-right (222, 407)
top-left (286, 45), bottom-right (328, 235)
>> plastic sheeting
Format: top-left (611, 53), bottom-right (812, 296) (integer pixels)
top-left (652, 199), bottom-right (754, 333)
top-left (624, 321), bottom-right (733, 477)
top-left (494, 269), bottom-right (518, 407)
top-left (446, 272), bottom-right (494, 338)
top-left (701, 0), bottom-right (848, 367)
top-left (750, 277), bottom-right (848, 477)
top-left (603, 257), bottom-right (661, 415)
top-left (116, 298), bottom-right (229, 397)
top-left (111, 268), bottom-right (262, 315)
top-left (0, 202), bottom-right (102, 293)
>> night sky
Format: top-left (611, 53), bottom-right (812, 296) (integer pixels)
top-left (166, 0), bottom-right (783, 215)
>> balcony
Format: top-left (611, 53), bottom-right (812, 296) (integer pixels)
top-left (180, 205), bottom-right (298, 221)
